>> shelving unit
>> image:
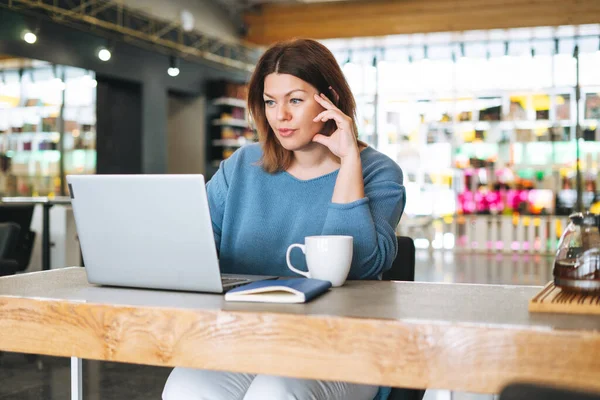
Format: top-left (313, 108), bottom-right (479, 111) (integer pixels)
top-left (212, 138), bottom-right (249, 147)
top-left (212, 97), bottom-right (248, 108)
top-left (212, 118), bottom-right (249, 128)
top-left (206, 80), bottom-right (257, 178)
top-left (0, 61), bottom-right (97, 196)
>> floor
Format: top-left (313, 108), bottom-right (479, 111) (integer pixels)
top-left (0, 251), bottom-right (555, 400)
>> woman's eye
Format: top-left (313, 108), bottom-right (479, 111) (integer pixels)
top-left (290, 98), bottom-right (303, 105)
top-left (264, 100), bottom-right (275, 107)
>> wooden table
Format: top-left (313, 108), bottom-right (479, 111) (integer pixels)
top-left (1, 268), bottom-right (600, 399)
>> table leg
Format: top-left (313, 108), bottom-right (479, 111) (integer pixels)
top-left (71, 356), bottom-right (83, 400)
top-left (42, 204), bottom-right (51, 271)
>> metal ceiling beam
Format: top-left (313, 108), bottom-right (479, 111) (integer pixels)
top-left (0, 0), bottom-right (260, 72)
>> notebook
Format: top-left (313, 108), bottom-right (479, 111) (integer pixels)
top-left (224, 278), bottom-right (332, 303)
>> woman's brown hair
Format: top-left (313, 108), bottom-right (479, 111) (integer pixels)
top-left (247, 38), bottom-right (358, 173)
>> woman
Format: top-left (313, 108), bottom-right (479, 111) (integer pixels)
top-left (163, 38), bottom-right (405, 400)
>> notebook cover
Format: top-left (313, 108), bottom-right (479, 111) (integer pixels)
top-left (225, 278), bottom-right (332, 303)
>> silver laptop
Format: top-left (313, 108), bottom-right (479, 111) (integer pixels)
top-left (66, 174), bottom-right (276, 293)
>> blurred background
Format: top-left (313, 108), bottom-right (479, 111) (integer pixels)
top-left (0, 0), bottom-right (599, 399)
top-left (0, 0), bottom-right (599, 260)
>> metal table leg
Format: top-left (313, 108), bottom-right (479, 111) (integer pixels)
top-left (42, 204), bottom-right (52, 271)
top-left (71, 356), bottom-right (82, 400)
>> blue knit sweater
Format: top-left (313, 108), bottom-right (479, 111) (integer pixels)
top-left (206, 143), bottom-right (406, 400)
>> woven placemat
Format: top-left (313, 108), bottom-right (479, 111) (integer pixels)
top-left (529, 281), bottom-right (600, 315)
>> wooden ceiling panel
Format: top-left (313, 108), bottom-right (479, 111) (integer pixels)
top-left (243, 0), bottom-right (600, 45)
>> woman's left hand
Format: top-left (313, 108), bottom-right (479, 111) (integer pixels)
top-left (312, 91), bottom-right (359, 160)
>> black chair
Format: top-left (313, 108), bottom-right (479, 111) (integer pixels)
top-left (0, 205), bottom-right (36, 274)
top-left (0, 222), bottom-right (21, 277)
top-left (500, 383), bottom-right (600, 400)
top-left (382, 236), bottom-right (426, 400)
top-left (383, 236), bottom-right (416, 282)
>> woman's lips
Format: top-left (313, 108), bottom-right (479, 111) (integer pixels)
top-left (278, 129), bottom-right (296, 137)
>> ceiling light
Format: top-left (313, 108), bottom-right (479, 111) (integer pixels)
top-left (98, 47), bottom-right (111, 62)
top-left (23, 30), bottom-right (37, 44)
top-left (168, 56), bottom-right (180, 77)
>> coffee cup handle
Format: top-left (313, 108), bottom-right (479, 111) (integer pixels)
top-left (286, 243), bottom-right (310, 278)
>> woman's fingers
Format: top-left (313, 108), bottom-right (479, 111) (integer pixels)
top-left (311, 133), bottom-right (330, 146)
top-left (313, 93), bottom-right (338, 110)
top-left (312, 110), bottom-right (348, 125)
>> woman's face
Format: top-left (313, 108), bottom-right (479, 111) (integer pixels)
top-left (263, 73), bottom-right (326, 151)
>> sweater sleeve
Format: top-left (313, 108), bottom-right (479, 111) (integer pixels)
top-left (320, 162), bottom-right (405, 280)
top-left (206, 160), bottom-right (230, 251)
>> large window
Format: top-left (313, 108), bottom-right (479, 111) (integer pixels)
top-left (324, 25), bottom-right (600, 217)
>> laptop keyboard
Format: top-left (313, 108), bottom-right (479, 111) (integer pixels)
top-left (221, 277), bottom-right (250, 286)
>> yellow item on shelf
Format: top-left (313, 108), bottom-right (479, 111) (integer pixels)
top-left (462, 130), bottom-right (476, 142)
top-left (532, 94), bottom-right (550, 111)
top-left (510, 95), bottom-right (528, 109)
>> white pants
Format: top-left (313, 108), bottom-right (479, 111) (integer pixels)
top-left (162, 368), bottom-right (379, 400)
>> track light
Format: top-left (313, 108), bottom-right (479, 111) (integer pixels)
top-left (168, 56), bottom-right (180, 77)
top-left (22, 17), bottom-right (40, 44)
top-left (97, 47), bottom-right (111, 62)
top-left (22, 30), bottom-right (37, 44)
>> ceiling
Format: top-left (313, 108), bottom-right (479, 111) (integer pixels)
top-left (219, 0), bottom-right (371, 41)
top-left (215, 0), bottom-right (351, 10)
top-left (210, 0), bottom-right (356, 26)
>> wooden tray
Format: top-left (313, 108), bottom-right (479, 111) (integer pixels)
top-left (529, 281), bottom-right (600, 315)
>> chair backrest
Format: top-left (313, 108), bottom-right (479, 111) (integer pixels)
top-left (0, 222), bottom-right (20, 260)
top-left (382, 236), bottom-right (416, 282)
top-left (0, 205), bottom-right (36, 271)
top-left (0, 204), bottom-right (34, 228)
top-left (500, 383), bottom-right (600, 400)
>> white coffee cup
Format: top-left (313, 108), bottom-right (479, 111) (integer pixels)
top-left (285, 235), bottom-right (353, 287)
